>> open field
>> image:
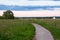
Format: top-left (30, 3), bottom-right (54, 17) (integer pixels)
top-left (33, 19), bottom-right (60, 40)
top-left (0, 19), bottom-right (60, 40)
top-left (0, 19), bottom-right (35, 40)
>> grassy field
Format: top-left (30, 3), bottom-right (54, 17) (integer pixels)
top-left (0, 19), bottom-right (60, 40)
top-left (33, 19), bottom-right (60, 40)
top-left (0, 19), bottom-right (35, 40)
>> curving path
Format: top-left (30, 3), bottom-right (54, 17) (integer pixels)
top-left (32, 23), bottom-right (54, 40)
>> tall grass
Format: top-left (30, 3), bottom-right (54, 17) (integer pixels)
top-left (0, 19), bottom-right (35, 40)
top-left (0, 19), bottom-right (60, 40)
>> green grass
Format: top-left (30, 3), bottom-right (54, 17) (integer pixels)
top-left (0, 19), bottom-right (35, 40)
top-left (33, 19), bottom-right (60, 40)
top-left (0, 19), bottom-right (60, 40)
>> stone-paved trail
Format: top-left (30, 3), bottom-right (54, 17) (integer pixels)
top-left (32, 23), bottom-right (54, 40)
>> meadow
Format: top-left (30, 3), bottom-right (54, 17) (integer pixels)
top-left (0, 19), bottom-right (60, 40)
top-left (33, 19), bottom-right (60, 40)
top-left (0, 19), bottom-right (35, 40)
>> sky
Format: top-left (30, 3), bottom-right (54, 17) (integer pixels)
top-left (0, 0), bottom-right (60, 17)
top-left (0, 0), bottom-right (60, 6)
top-left (0, 10), bottom-right (60, 17)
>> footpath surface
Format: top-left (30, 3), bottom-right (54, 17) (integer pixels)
top-left (32, 23), bottom-right (54, 40)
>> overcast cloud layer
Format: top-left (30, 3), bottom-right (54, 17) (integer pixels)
top-left (0, 0), bottom-right (60, 6)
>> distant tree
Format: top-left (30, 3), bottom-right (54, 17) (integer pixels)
top-left (3, 10), bottom-right (14, 19)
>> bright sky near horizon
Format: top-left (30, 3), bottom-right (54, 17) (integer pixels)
top-left (0, 10), bottom-right (60, 17)
top-left (0, 0), bottom-right (60, 6)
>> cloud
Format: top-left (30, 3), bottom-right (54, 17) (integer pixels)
top-left (53, 0), bottom-right (60, 1)
top-left (29, 0), bottom-right (53, 1)
top-left (29, 0), bottom-right (60, 1)
top-left (0, 0), bottom-right (60, 6)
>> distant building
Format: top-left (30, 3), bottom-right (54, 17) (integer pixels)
top-left (53, 16), bottom-right (56, 19)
